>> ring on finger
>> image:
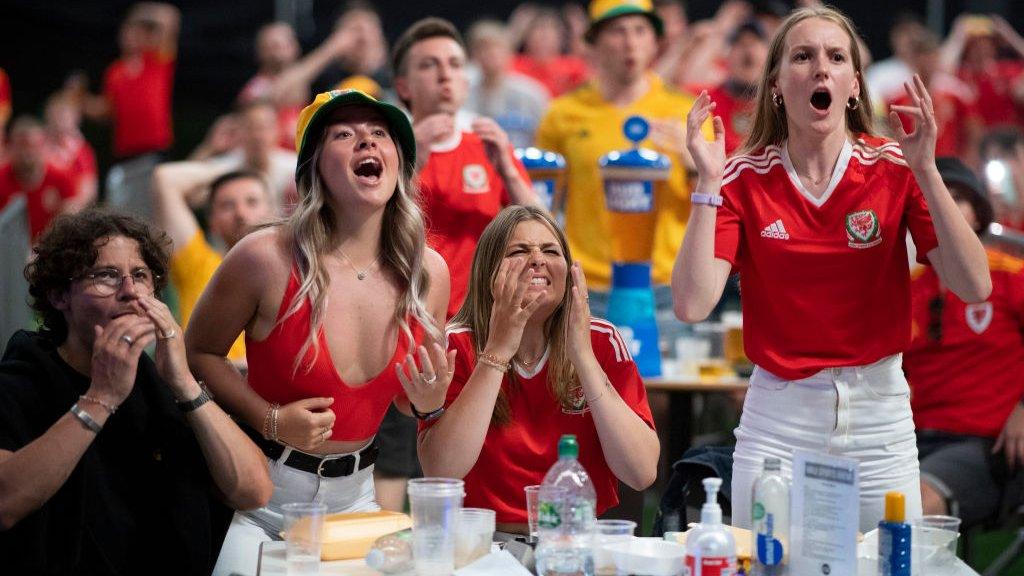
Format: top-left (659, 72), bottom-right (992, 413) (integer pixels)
top-left (422, 372), bottom-right (437, 384)
top-left (158, 329), bottom-right (177, 340)
top-left (121, 335), bottom-right (134, 346)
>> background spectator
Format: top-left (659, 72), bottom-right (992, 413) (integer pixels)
top-left (0, 117), bottom-right (76, 241)
top-left (44, 94), bottom-right (98, 211)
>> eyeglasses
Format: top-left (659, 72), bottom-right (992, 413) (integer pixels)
top-left (72, 267), bottom-right (159, 297)
top-left (928, 295), bottom-right (944, 342)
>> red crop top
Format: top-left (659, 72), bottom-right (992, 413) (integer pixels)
top-left (245, 269), bottom-right (422, 441)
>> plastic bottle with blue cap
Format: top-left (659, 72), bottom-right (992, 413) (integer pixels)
top-left (599, 116), bottom-right (671, 377)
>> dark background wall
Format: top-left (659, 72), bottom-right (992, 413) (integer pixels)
top-left (0, 0), bottom-right (1020, 169)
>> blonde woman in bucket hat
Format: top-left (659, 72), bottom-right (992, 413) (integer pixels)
top-left (186, 89), bottom-right (452, 576)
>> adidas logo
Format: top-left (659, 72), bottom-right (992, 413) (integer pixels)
top-left (760, 219), bottom-right (790, 240)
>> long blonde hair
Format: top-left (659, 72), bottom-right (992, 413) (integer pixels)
top-left (450, 206), bottom-right (577, 426)
top-left (742, 6), bottom-right (876, 153)
top-left (284, 122), bottom-right (439, 373)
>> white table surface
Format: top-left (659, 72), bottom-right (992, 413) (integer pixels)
top-left (257, 540), bottom-right (981, 576)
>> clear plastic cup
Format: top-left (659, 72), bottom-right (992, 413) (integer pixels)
top-left (407, 478), bottom-right (465, 576)
top-left (454, 508), bottom-right (496, 568)
top-left (915, 515), bottom-right (961, 557)
top-left (594, 519), bottom-right (637, 575)
top-left (524, 485), bottom-right (541, 543)
top-left (281, 502), bottom-right (327, 576)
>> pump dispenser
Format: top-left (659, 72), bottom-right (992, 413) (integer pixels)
top-left (684, 478), bottom-right (737, 576)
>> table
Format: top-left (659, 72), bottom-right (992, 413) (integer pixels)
top-left (256, 541), bottom-right (381, 575)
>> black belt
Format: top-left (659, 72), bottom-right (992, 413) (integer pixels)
top-left (244, 425), bottom-right (378, 478)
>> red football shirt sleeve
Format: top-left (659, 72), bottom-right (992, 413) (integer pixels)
top-left (904, 172), bottom-right (939, 264)
top-left (713, 183), bottom-right (743, 269)
top-left (418, 328), bottom-right (475, 432)
top-left (591, 321), bottom-right (655, 430)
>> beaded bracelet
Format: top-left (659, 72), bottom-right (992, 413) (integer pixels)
top-left (477, 352), bottom-right (510, 373)
top-left (79, 394), bottom-right (118, 415)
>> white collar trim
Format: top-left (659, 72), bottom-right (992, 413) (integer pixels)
top-left (513, 346), bottom-right (550, 379)
top-left (780, 138), bottom-right (853, 208)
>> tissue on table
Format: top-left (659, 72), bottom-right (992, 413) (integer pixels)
top-left (453, 550), bottom-right (534, 576)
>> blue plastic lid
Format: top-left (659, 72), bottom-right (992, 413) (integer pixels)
top-left (624, 116), bottom-right (650, 143)
top-left (514, 147), bottom-right (566, 170)
top-left (611, 262), bottom-right (653, 288)
top-left (599, 147), bottom-right (671, 170)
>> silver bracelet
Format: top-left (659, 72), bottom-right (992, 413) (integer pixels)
top-left (70, 403), bottom-right (103, 434)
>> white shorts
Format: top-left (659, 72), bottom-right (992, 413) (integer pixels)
top-left (212, 446), bottom-right (380, 576)
top-left (731, 354), bottom-right (922, 534)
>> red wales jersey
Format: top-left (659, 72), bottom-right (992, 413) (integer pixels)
top-left (420, 320), bottom-right (655, 523)
top-left (418, 131), bottom-right (529, 318)
top-left (904, 250), bottom-right (1024, 438)
top-left (103, 50), bottom-right (175, 158)
top-left (714, 136), bottom-right (938, 380)
top-left (0, 163), bottom-right (75, 240)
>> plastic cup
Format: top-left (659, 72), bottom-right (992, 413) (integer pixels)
top-left (281, 502), bottom-right (327, 576)
top-left (524, 485), bottom-right (542, 543)
top-left (594, 519), bottom-right (637, 575)
top-left (407, 478), bottom-right (465, 576)
top-left (915, 515), bottom-right (961, 557)
top-left (454, 508), bottom-right (496, 568)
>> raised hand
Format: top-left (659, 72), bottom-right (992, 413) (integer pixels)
top-left (277, 397), bottom-right (336, 452)
top-left (686, 91), bottom-right (727, 183)
top-left (413, 113), bottom-right (456, 162)
top-left (888, 75), bottom-right (937, 172)
top-left (471, 117), bottom-right (514, 172)
top-left (566, 262), bottom-right (596, 365)
top-left (395, 342), bottom-right (457, 414)
top-left (87, 314), bottom-right (157, 409)
top-left (138, 294), bottom-right (192, 395)
top-left (483, 257), bottom-right (546, 360)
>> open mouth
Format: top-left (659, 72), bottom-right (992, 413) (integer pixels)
top-left (529, 277), bottom-right (550, 287)
top-left (810, 89), bottom-right (832, 111)
top-left (353, 157), bottom-right (383, 182)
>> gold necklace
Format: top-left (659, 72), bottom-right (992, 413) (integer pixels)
top-left (516, 348), bottom-right (545, 367)
top-left (336, 247), bottom-right (380, 281)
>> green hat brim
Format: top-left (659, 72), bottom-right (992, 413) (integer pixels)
top-left (585, 7), bottom-right (664, 43)
top-left (295, 91), bottom-right (416, 182)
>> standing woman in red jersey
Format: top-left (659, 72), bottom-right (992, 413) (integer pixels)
top-left (185, 90), bottom-right (452, 576)
top-left (672, 7), bottom-right (991, 532)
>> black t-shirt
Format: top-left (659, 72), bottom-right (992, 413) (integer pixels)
top-left (0, 331), bottom-right (232, 576)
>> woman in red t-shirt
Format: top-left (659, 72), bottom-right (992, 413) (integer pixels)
top-left (418, 205), bottom-right (658, 531)
top-left (673, 7), bottom-right (990, 532)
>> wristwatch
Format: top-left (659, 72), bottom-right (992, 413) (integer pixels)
top-left (177, 381), bottom-right (213, 413)
top-left (410, 403), bottom-right (445, 422)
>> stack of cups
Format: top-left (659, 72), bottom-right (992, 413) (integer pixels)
top-left (407, 477), bottom-right (465, 575)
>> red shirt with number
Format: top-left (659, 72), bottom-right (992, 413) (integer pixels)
top-left (888, 75), bottom-right (981, 159)
top-left (419, 320), bottom-right (655, 523)
top-left (957, 61), bottom-right (1024, 128)
top-left (713, 136), bottom-right (938, 380)
top-left (103, 50), bottom-right (175, 158)
top-left (0, 163), bottom-right (75, 240)
top-left (417, 132), bottom-right (529, 318)
top-left (904, 250), bottom-right (1024, 438)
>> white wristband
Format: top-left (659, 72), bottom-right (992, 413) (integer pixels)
top-left (691, 192), bottom-right (723, 207)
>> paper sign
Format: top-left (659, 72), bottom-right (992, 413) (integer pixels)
top-left (790, 450), bottom-right (859, 576)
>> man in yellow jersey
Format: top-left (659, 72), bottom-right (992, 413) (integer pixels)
top-left (152, 165), bottom-right (273, 364)
top-left (536, 0), bottom-right (702, 316)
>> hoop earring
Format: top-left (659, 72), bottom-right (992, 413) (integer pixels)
top-left (847, 96), bottom-right (860, 111)
top-left (772, 92), bottom-right (783, 108)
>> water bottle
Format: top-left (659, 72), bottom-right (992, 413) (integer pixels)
top-left (751, 457), bottom-right (789, 575)
top-left (364, 529), bottom-right (413, 574)
top-left (535, 434), bottom-right (597, 576)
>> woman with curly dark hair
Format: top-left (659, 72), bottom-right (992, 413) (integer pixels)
top-left (0, 208), bottom-right (271, 575)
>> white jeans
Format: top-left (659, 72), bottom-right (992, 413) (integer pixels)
top-left (731, 354), bottom-right (922, 534)
top-left (212, 446), bottom-right (379, 576)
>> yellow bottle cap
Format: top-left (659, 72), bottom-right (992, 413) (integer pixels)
top-left (884, 491), bottom-right (905, 523)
